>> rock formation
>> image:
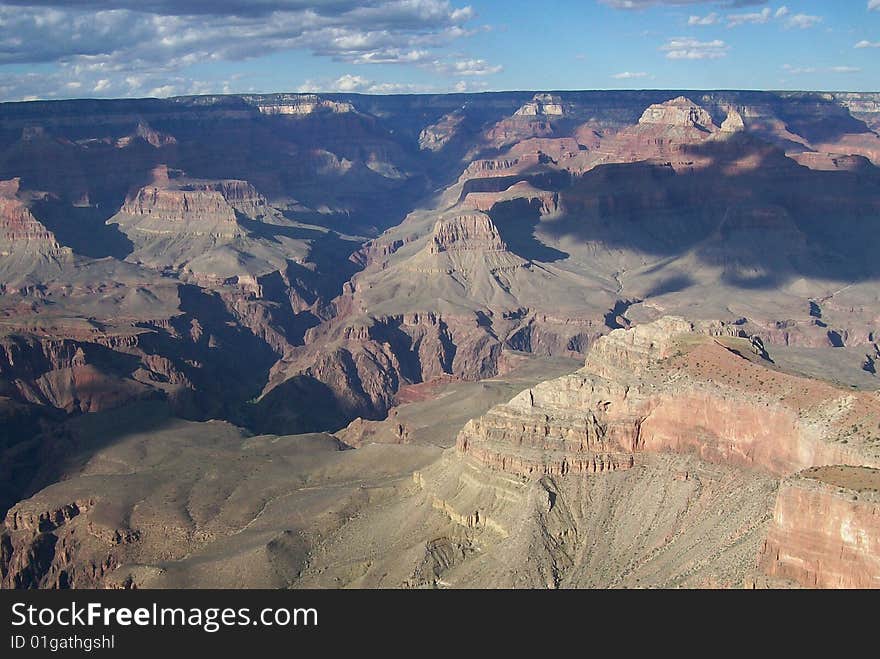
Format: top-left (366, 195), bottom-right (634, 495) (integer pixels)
top-left (758, 466), bottom-right (880, 588)
top-left (0, 179), bottom-right (64, 256)
top-left (457, 318), bottom-right (880, 478)
top-left (252, 94), bottom-right (356, 116)
top-left (638, 96), bottom-right (716, 130)
top-left (2, 90), bottom-right (880, 588)
top-left (429, 213), bottom-right (508, 254)
top-left (115, 165), bottom-right (268, 234)
top-left (721, 107), bottom-right (746, 133)
top-left (515, 93), bottom-right (566, 117)
top-left (419, 110), bottom-right (466, 151)
top-left (115, 120), bottom-right (177, 149)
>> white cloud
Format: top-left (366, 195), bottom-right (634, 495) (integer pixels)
top-left (432, 58), bottom-right (502, 76)
top-left (727, 7), bottom-right (771, 27)
top-left (783, 63), bottom-right (860, 75)
top-left (855, 40), bottom-right (880, 48)
top-left (688, 13), bottom-right (719, 26)
top-left (0, 69), bottom-right (249, 101)
top-left (148, 84), bottom-right (178, 97)
top-left (660, 37), bottom-right (728, 60)
top-left (722, 6), bottom-right (820, 30)
top-left (453, 79), bottom-right (489, 92)
top-left (0, 1), bottom-right (479, 100)
top-left (330, 74), bottom-right (372, 92)
top-left (603, 1), bottom-right (766, 7)
top-left (351, 49), bottom-right (432, 65)
top-left (870, 0), bottom-right (880, 11)
top-left (297, 72), bottom-right (483, 95)
top-left (785, 13), bottom-right (822, 29)
top-left (612, 71), bottom-right (649, 79)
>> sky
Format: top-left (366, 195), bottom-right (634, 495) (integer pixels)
top-left (0, 1), bottom-right (877, 102)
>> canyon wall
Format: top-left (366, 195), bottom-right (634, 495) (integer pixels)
top-left (758, 466), bottom-right (880, 588)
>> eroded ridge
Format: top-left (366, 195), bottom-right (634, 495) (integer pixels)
top-left (457, 317), bottom-right (880, 479)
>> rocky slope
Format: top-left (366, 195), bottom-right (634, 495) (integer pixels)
top-left (449, 319), bottom-right (880, 587)
top-left (2, 322), bottom-right (880, 588)
top-left (0, 178), bottom-right (71, 282)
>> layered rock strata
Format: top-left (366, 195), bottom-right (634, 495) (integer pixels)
top-left (758, 466), bottom-right (880, 588)
top-left (457, 317), bottom-right (880, 479)
top-left (0, 179), bottom-right (64, 257)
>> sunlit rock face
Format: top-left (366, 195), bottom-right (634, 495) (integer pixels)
top-left (515, 93), bottom-right (566, 117)
top-left (758, 467), bottom-right (880, 588)
top-left (0, 178), bottom-right (63, 256)
top-left (457, 318), bottom-right (880, 479)
top-left (721, 108), bottom-right (746, 133)
top-left (638, 96), bottom-right (717, 130)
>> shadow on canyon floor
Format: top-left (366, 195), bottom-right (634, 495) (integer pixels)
top-left (538, 134), bottom-right (880, 288)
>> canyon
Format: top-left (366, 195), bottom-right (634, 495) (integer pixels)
top-left (1, 90), bottom-right (879, 588)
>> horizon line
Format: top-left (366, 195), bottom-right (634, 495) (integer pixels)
top-left (3, 87), bottom-right (879, 106)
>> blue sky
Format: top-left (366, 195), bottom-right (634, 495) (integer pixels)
top-left (0, 1), bottom-right (877, 101)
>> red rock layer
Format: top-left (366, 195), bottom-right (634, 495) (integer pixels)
top-left (456, 318), bottom-right (880, 479)
top-left (758, 467), bottom-right (880, 588)
top-left (0, 179), bottom-right (60, 252)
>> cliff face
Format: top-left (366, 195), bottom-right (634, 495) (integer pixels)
top-left (251, 95), bottom-right (357, 116)
top-left (0, 179), bottom-right (65, 259)
top-left (451, 319), bottom-right (880, 587)
top-left (256, 309), bottom-right (505, 433)
top-left (1, 498), bottom-right (104, 589)
top-left (457, 318), bottom-right (880, 479)
top-left (430, 213), bottom-right (508, 254)
top-left (0, 335), bottom-right (156, 413)
top-left (419, 110), bottom-right (467, 151)
top-left (515, 94), bottom-right (567, 117)
top-left (758, 467), bottom-right (880, 588)
top-left (638, 96), bottom-right (717, 130)
top-left (119, 186), bottom-right (240, 233)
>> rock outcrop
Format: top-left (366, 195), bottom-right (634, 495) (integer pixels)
top-left (515, 94), bottom-right (566, 117)
top-left (638, 96), bottom-right (716, 130)
top-left (419, 110), bottom-right (466, 151)
top-left (253, 95), bottom-right (356, 116)
top-left (115, 120), bottom-right (177, 148)
top-left (0, 179), bottom-right (64, 256)
top-left (583, 97), bottom-right (720, 171)
top-left (115, 165), bottom-right (268, 235)
top-left (720, 107), bottom-right (746, 133)
top-left (758, 466), bottom-right (880, 588)
top-left (457, 318), bottom-right (880, 478)
top-left (430, 213), bottom-right (508, 254)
